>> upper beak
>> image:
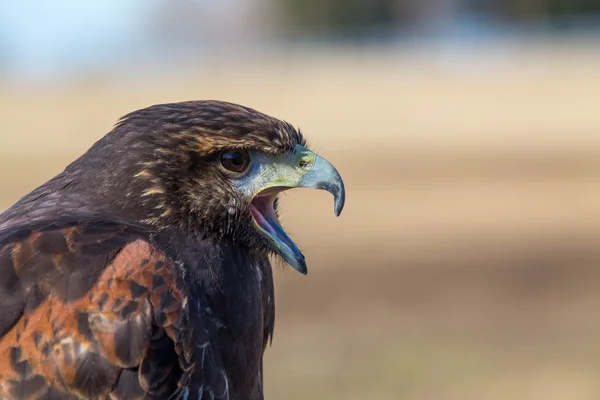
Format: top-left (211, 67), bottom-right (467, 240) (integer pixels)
top-left (298, 151), bottom-right (345, 217)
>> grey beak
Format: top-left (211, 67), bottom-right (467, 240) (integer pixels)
top-left (299, 153), bottom-right (346, 217)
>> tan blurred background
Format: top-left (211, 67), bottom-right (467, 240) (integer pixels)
top-left (1, 1), bottom-right (600, 399)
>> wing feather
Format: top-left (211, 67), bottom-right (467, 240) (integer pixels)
top-left (0, 219), bottom-right (195, 399)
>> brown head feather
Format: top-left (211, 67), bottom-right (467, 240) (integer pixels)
top-left (115, 100), bottom-right (305, 155)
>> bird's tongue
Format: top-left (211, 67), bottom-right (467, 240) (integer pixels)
top-left (250, 195), bottom-right (299, 253)
top-left (250, 203), bottom-right (278, 238)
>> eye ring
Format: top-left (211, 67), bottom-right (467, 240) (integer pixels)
top-left (219, 149), bottom-right (251, 173)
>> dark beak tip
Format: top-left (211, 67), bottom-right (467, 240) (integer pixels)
top-left (334, 199), bottom-right (344, 216)
top-left (296, 254), bottom-right (308, 274)
top-left (334, 187), bottom-right (345, 217)
top-left (293, 261), bottom-right (308, 275)
top-left (284, 251), bottom-right (307, 275)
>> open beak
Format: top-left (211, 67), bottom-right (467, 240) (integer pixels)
top-left (248, 145), bottom-right (345, 274)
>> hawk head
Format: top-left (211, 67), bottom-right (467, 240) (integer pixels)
top-left (59, 101), bottom-right (345, 274)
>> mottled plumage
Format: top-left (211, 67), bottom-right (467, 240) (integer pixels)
top-left (0, 100), bottom-right (344, 399)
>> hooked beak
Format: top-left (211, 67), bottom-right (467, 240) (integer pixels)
top-left (249, 145), bottom-right (345, 274)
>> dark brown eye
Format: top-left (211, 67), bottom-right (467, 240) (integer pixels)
top-left (220, 150), bottom-right (250, 173)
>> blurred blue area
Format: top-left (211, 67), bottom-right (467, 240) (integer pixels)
top-left (0, 0), bottom-right (599, 82)
top-left (0, 0), bottom-right (157, 80)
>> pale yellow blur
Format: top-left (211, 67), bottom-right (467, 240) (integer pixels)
top-left (1, 43), bottom-right (600, 399)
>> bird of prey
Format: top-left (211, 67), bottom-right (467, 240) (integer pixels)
top-left (0, 101), bottom-right (345, 399)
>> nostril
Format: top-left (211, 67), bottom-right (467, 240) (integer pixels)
top-left (298, 156), bottom-right (313, 170)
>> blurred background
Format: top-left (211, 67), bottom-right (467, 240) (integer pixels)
top-left (1, 1), bottom-right (600, 398)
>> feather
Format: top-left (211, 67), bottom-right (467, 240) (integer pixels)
top-left (0, 100), bottom-right (298, 399)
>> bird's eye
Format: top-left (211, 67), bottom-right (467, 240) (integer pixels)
top-left (220, 150), bottom-right (250, 173)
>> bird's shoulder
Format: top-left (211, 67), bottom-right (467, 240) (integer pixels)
top-left (0, 215), bottom-right (201, 399)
